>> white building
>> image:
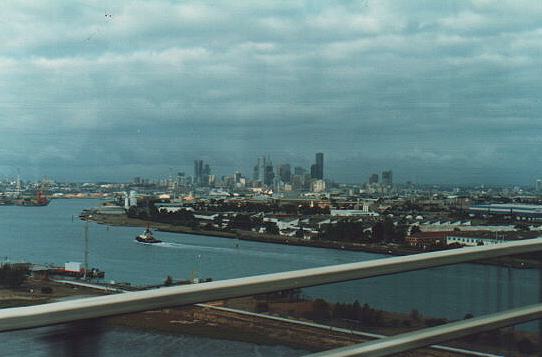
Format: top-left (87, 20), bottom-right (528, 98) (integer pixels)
top-left (446, 235), bottom-right (504, 247)
top-left (311, 179), bottom-right (326, 193)
top-left (330, 209), bottom-right (379, 217)
top-left (124, 190), bottom-right (137, 209)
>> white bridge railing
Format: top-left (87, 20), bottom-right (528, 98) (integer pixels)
top-left (2, 238), bottom-right (542, 356)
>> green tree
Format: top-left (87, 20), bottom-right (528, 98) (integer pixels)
top-left (517, 337), bottom-right (537, 354)
top-left (410, 309), bottom-right (421, 322)
top-left (320, 221), bottom-right (364, 242)
top-left (382, 217), bottom-right (396, 242)
top-left (311, 299), bottom-right (331, 321)
top-left (230, 214), bottom-right (255, 230)
top-left (352, 300), bottom-right (362, 320)
top-left (164, 275), bottom-right (173, 286)
top-left (372, 221), bottom-right (384, 242)
top-left (0, 264), bottom-right (28, 288)
top-left (263, 221), bottom-right (279, 235)
top-left (410, 225), bottom-right (421, 235)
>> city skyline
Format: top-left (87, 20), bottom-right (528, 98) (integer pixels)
top-left (1, 1), bottom-right (541, 185)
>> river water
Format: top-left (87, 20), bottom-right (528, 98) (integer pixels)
top-left (0, 199), bottom-right (540, 355)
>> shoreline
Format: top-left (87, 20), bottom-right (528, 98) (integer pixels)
top-left (86, 213), bottom-right (540, 269)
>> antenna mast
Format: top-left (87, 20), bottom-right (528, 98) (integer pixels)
top-left (83, 222), bottom-right (89, 280)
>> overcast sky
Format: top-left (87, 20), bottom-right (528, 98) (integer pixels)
top-left (0, 0), bottom-right (541, 184)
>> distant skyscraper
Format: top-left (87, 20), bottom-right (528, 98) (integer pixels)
top-left (316, 152), bottom-right (324, 179)
top-left (278, 164), bottom-right (291, 183)
top-left (311, 153), bottom-right (324, 180)
top-left (193, 160), bottom-right (211, 186)
top-left (369, 173), bottom-right (379, 185)
top-left (264, 157), bottom-right (274, 186)
top-left (310, 164), bottom-right (317, 179)
top-left (253, 161), bottom-right (260, 181)
top-left (382, 170), bottom-right (393, 187)
top-left (253, 156), bottom-right (267, 183)
top-left (194, 160), bottom-right (203, 185)
top-left (203, 164), bottom-right (211, 186)
top-left (536, 179), bottom-right (542, 193)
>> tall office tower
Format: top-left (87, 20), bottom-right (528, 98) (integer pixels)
top-left (369, 173), bottom-right (379, 185)
top-left (264, 158), bottom-right (275, 186)
top-left (202, 164), bottom-right (211, 186)
top-left (311, 153), bottom-right (324, 179)
top-left (203, 164), bottom-right (211, 177)
top-left (536, 179), bottom-right (542, 193)
top-left (194, 160), bottom-right (203, 186)
top-left (382, 170), bottom-right (393, 187)
top-left (253, 161), bottom-right (260, 181)
top-left (260, 157), bottom-right (269, 183)
top-left (315, 152), bottom-right (324, 179)
top-left (253, 156), bottom-right (267, 182)
top-left (278, 164), bottom-right (291, 183)
top-left (310, 164), bottom-right (317, 179)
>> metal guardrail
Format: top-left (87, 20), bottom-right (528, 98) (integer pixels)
top-left (306, 303), bottom-right (542, 357)
top-left (1, 238), bottom-right (541, 354)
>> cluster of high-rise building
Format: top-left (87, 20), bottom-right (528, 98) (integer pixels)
top-left (183, 153), bottom-right (326, 193)
top-left (367, 170), bottom-right (393, 187)
top-left (253, 156), bottom-right (276, 187)
top-left (129, 154), bottom-right (399, 195)
top-left (251, 153), bottom-right (325, 192)
top-left (180, 155), bottom-right (395, 194)
top-left (194, 160), bottom-right (213, 187)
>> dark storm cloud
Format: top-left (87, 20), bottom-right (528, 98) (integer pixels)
top-left (0, 0), bottom-right (541, 183)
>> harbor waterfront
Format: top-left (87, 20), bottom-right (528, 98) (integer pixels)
top-left (1, 199), bottom-right (540, 319)
top-left (0, 199), bottom-right (540, 353)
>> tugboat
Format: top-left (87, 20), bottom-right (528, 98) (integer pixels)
top-left (135, 226), bottom-right (162, 244)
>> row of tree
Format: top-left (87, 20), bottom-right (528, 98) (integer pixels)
top-left (308, 299), bottom-right (383, 326)
top-left (318, 217), bottom-right (408, 244)
top-left (0, 264), bottom-right (28, 288)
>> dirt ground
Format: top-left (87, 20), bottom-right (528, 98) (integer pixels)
top-left (0, 278), bottom-right (107, 308)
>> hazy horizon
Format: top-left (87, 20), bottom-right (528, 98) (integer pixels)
top-left (1, 1), bottom-right (541, 185)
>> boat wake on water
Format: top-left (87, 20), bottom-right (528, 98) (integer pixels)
top-left (154, 241), bottom-right (241, 253)
top-left (152, 241), bottom-right (340, 264)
